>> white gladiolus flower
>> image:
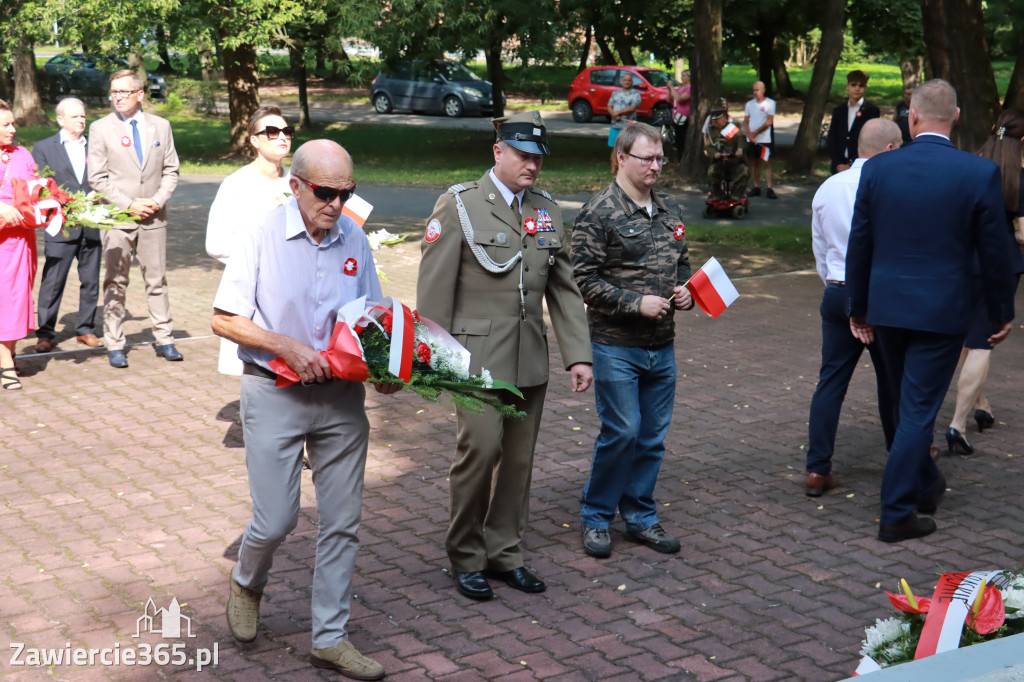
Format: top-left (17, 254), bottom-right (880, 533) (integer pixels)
top-left (480, 368), bottom-right (493, 388)
top-left (1002, 575), bottom-right (1024, 618)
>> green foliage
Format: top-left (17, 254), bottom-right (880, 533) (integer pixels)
top-left (685, 224), bottom-right (811, 254)
top-left (171, 78), bottom-right (219, 114)
top-left (159, 92), bottom-right (186, 114)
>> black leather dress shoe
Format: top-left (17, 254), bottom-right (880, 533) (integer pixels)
top-left (155, 343), bottom-right (184, 361)
top-left (878, 515), bottom-right (937, 543)
top-left (484, 567), bottom-right (546, 593)
top-left (946, 427), bottom-right (974, 455)
top-left (454, 571), bottom-right (493, 600)
top-left (916, 474), bottom-right (946, 515)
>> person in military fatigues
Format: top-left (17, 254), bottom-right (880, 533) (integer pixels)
top-left (416, 111), bottom-right (593, 600)
top-left (703, 101), bottom-right (750, 200)
top-left (571, 122), bottom-right (694, 560)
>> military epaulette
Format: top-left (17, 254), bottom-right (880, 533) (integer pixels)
top-left (448, 181), bottom-right (478, 195)
top-left (530, 187), bottom-right (554, 202)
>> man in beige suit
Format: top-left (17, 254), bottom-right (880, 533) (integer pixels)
top-left (88, 69), bottom-right (180, 368)
top-left (417, 111), bottom-right (593, 601)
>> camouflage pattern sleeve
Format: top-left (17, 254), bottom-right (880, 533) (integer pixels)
top-left (571, 187), bottom-right (644, 318)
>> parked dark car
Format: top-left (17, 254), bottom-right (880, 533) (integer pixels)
top-left (41, 53), bottom-right (167, 102)
top-left (568, 65), bottom-right (672, 123)
top-left (370, 61), bottom-right (500, 118)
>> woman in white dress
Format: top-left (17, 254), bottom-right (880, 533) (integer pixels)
top-left (206, 106), bottom-right (293, 375)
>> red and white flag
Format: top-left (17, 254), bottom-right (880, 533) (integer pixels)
top-left (721, 122), bottom-right (740, 140)
top-left (686, 257), bottom-right (739, 319)
top-left (760, 145), bottom-right (771, 162)
top-left (342, 193), bottom-right (374, 228)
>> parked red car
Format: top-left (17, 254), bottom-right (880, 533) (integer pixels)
top-left (568, 66), bottom-right (672, 123)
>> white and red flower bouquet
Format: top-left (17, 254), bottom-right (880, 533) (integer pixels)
top-left (856, 570), bottom-right (1024, 674)
top-left (11, 176), bottom-right (137, 236)
top-left (269, 296), bottom-right (525, 418)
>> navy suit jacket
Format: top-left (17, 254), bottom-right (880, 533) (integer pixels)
top-left (31, 132), bottom-right (97, 243)
top-left (846, 134), bottom-right (1015, 336)
top-left (826, 101), bottom-right (880, 173)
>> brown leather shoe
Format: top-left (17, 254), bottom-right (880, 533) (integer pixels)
top-left (76, 334), bottom-right (102, 347)
top-left (34, 337), bottom-right (54, 353)
top-left (805, 472), bottom-right (838, 497)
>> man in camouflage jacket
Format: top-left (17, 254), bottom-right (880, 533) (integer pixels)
top-left (571, 122), bottom-right (694, 559)
top-left (417, 111), bottom-right (593, 601)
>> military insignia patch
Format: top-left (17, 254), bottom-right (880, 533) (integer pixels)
top-left (425, 218), bottom-right (442, 243)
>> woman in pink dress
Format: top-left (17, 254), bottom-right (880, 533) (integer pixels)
top-left (0, 99), bottom-right (40, 390)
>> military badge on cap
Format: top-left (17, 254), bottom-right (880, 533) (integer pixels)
top-left (425, 218), bottom-right (442, 243)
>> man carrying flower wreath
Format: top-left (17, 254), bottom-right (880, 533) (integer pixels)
top-left (417, 111), bottom-right (594, 601)
top-left (212, 140), bottom-right (396, 680)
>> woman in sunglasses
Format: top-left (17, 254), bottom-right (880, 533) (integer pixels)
top-left (206, 105), bottom-right (294, 375)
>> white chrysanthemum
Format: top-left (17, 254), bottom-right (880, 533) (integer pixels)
top-left (368, 228), bottom-right (400, 251)
top-left (860, 618), bottom-right (909, 657)
top-left (479, 368), bottom-right (493, 388)
top-left (1001, 575), bottom-right (1024, 618)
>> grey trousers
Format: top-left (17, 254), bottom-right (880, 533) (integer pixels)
top-left (233, 373), bottom-right (369, 649)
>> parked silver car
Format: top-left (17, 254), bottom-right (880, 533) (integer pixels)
top-left (370, 61), bottom-right (500, 118)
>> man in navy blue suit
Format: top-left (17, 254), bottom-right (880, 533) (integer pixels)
top-left (31, 98), bottom-right (103, 353)
top-left (846, 79), bottom-right (1015, 543)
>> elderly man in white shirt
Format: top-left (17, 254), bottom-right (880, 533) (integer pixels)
top-left (804, 119), bottom-right (903, 497)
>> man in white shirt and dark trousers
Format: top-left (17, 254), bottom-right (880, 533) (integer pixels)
top-left (31, 97), bottom-right (103, 352)
top-left (743, 81), bottom-right (777, 199)
top-left (805, 119), bottom-right (902, 497)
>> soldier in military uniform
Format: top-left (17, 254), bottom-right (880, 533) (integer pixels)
top-left (571, 122), bottom-right (694, 560)
top-left (416, 111), bottom-right (593, 601)
top-left (703, 101), bottom-right (750, 200)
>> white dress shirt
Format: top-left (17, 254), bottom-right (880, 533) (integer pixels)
top-left (117, 110), bottom-right (148, 156)
top-left (812, 157), bottom-right (867, 283)
top-left (59, 129), bottom-right (87, 185)
top-left (488, 168), bottom-right (525, 211)
top-left (846, 98), bottom-right (864, 130)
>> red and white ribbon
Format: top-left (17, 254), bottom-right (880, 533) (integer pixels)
top-left (12, 177), bottom-right (67, 236)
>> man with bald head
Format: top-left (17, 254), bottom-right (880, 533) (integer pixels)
top-left (805, 119), bottom-right (902, 498)
top-left (212, 139), bottom-right (392, 679)
top-left (743, 80), bottom-right (776, 198)
top-left (846, 80), bottom-right (1016, 542)
top-left (32, 97), bottom-right (102, 352)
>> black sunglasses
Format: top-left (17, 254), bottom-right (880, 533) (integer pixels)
top-left (293, 175), bottom-right (356, 203)
top-left (256, 125), bottom-right (295, 140)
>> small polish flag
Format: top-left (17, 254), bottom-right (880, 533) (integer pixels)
top-left (342, 193), bottom-right (374, 228)
top-left (686, 257), bottom-right (739, 319)
top-left (721, 122), bottom-right (740, 140)
top-left (760, 146), bottom-right (771, 162)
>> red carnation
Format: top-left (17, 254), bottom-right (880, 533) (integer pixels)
top-left (416, 342), bottom-right (431, 364)
top-left (382, 311), bottom-right (393, 333)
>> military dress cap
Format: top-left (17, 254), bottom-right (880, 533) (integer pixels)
top-left (492, 110), bottom-right (549, 155)
top-left (709, 99), bottom-right (729, 117)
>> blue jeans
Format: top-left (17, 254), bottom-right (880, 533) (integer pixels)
top-left (806, 283), bottom-right (895, 474)
top-left (581, 341), bottom-right (676, 530)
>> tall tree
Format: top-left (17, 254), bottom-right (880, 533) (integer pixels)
top-left (678, 0), bottom-right (723, 180)
top-left (785, 0), bottom-right (845, 174)
top-left (1, 0), bottom-right (49, 125)
top-left (919, 0), bottom-right (1000, 150)
top-left (848, 0), bottom-right (926, 89)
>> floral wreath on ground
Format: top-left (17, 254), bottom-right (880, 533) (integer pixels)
top-left (857, 569), bottom-right (1024, 674)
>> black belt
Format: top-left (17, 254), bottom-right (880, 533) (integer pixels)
top-left (827, 280), bottom-right (845, 286)
top-left (242, 362), bottom-right (276, 380)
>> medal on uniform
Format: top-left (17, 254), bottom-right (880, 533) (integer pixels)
top-left (524, 218), bottom-right (538, 234)
top-left (548, 254), bottom-right (555, 266)
top-left (534, 208), bottom-right (555, 232)
top-left (674, 224), bottom-right (685, 240)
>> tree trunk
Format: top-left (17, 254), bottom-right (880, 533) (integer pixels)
top-left (155, 23), bottom-right (175, 74)
top-left (1003, 44), bottom-right (1024, 109)
top-left (898, 56), bottom-right (924, 89)
top-left (756, 30), bottom-right (775, 95)
top-left (613, 32), bottom-right (636, 66)
top-left (674, 58), bottom-right (687, 81)
top-left (0, 67), bottom-right (13, 103)
top-left (678, 0), bottom-right (722, 180)
top-left (594, 32), bottom-right (616, 65)
top-left (773, 40), bottom-right (795, 97)
top-left (290, 43), bottom-right (311, 129)
top-left (486, 42), bottom-right (505, 118)
top-left (12, 36), bottom-right (47, 126)
top-left (919, 0), bottom-right (1000, 150)
top-left (220, 41), bottom-right (261, 156)
top-left (199, 35), bottom-right (217, 81)
top-left (577, 25), bottom-right (592, 73)
top-left (785, 0), bottom-right (845, 174)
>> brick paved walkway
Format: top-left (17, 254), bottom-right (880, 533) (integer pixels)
top-left (2, 186), bottom-right (1023, 681)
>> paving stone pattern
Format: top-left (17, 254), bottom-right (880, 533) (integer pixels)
top-left (2, 190), bottom-right (1023, 681)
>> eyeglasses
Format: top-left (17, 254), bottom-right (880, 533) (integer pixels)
top-left (110, 89), bottom-right (143, 99)
top-left (256, 125), bottom-right (295, 140)
top-left (626, 152), bottom-right (667, 166)
top-left (293, 175), bottom-right (355, 203)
